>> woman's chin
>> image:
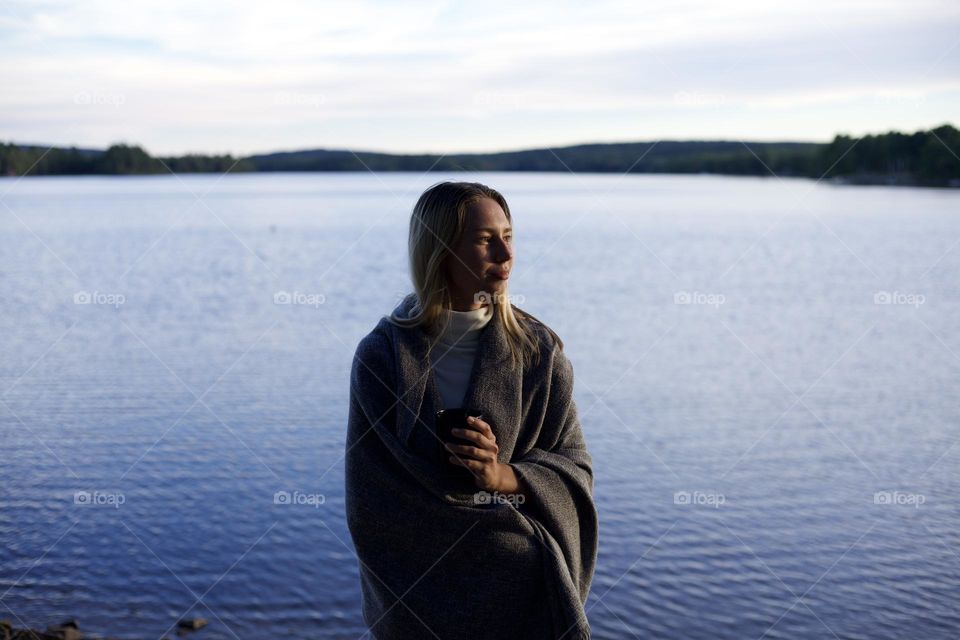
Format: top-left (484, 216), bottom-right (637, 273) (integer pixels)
top-left (478, 284), bottom-right (508, 303)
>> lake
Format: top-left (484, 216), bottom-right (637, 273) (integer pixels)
top-left (1, 172), bottom-right (958, 639)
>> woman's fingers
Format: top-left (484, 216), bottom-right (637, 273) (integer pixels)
top-left (446, 442), bottom-right (497, 462)
top-left (447, 430), bottom-right (499, 456)
top-left (444, 442), bottom-right (487, 458)
top-left (445, 417), bottom-right (500, 471)
top-left (450, 427), bottom-right (492, 446)
top-left (451, 419), bottom-right (496, 445)
top-left (448, 455), bottom-right (492, 470)
top-left (466, 416), bottom-right (496, 442)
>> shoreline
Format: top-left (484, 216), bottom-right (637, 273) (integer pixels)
top-left (0, 170), bottom-right (957, 189)
top-left (0, 618), bottom-right (208, 640)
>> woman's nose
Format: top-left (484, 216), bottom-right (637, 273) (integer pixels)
top-left (494, 239), bottom-right (513, 262)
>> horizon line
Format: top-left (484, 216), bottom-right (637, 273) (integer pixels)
top-left (6, 121), bottom-right (955, 159)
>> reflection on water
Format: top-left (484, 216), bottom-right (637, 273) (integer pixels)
top-left (1, 173), bottom-right (958, 639)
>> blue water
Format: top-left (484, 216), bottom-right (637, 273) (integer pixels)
top-left (1, 172), bottom-right (958, 639)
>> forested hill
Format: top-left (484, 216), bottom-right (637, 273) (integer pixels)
top-left (246, 140), bottom-right (822, 175)
top-left (2, 124), bottom-right (957, 186)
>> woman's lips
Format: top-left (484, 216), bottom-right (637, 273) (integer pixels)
top-left (489, 271), bottom-right (510, 280)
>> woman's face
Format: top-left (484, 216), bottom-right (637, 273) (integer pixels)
top-left (444, 197), bottom-right (514, 311)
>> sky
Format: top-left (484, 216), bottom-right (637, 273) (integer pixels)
top-left (1, 0), bottom-right (958, 156)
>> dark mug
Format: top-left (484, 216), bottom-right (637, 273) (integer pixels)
top-left (435, 408), bottom-right (484, 484)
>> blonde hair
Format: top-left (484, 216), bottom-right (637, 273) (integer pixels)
top-left (387, 180), bottom-right (562, 370)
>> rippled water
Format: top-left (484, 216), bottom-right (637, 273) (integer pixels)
top-left (1, 172), bottom-right (958, 639)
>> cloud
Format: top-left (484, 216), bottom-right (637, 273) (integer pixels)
top-left (1, 0), bottom-right (958, 154)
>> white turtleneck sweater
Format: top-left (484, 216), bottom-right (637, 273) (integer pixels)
top-left (428, 304), bottom-right (494, 409)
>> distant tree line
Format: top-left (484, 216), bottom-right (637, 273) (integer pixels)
top-left (0, 143), bottom-right (254, 176)
top-left (2, 124), bottom-right (957, 186)
top-left (820, 125), bottom-right (959, 185)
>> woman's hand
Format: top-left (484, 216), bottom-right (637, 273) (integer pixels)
top-left (445, 415), bottom-right (505, 492)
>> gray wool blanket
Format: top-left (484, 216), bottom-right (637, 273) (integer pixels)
top-left (345, 295), bottom-right (598, 639)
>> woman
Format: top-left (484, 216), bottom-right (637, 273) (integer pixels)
top-left (345, 181), bottom-right (598, 639)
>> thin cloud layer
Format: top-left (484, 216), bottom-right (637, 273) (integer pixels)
top-left (2, 0), bottom-right (958, 155)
